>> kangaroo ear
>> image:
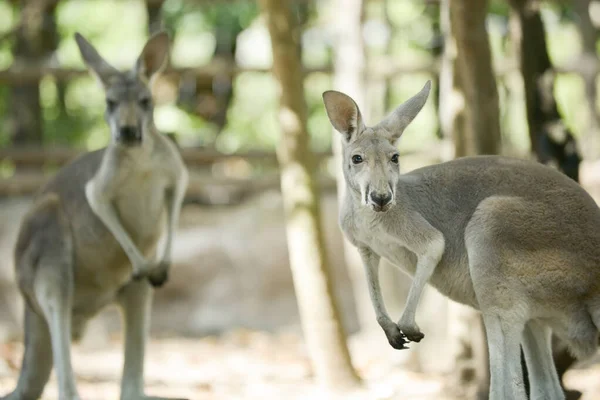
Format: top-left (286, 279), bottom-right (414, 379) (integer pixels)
top-left (135, 31), bottom-right (170, 84)
top-left (74, 32), bottom-right (118, 86)
top-left (375, 80), bottom-right (431, 143)
top-left (322, 90), bottom-right (366, 142)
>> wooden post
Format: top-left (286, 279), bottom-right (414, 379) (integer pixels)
top-left (259, 0), bottom-right (361, 390)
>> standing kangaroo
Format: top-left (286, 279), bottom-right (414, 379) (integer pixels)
top-left (2, 32), bottom-right (189, 400)
top-left (323, 81), bottom-right (600, 400)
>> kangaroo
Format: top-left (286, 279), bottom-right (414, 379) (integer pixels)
top-left (1, 31), bottom-right (189, 400)
top-left (322, 81), bottom-right (600, 400)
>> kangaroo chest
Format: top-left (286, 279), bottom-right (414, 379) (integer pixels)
top-left (345, 206), bottom-right (478, 307)
top-left (347, 210), bottom-right (419, 276)
top-left (73, 155), bottom-right (172, 297)
top-left (113, 170), bottom-right (169, 242)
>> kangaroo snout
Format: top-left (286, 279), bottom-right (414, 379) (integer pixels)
top-left (369, 191), bottom-right (393, 212)
top-left (118, 126), bottom-right (142, 145)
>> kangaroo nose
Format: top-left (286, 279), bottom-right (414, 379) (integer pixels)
top-left (118, 126), bottom-right (141, 144)
top-left (370, 192), bottom-right (392, 208)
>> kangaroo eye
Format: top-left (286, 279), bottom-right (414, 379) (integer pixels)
top-left (139, 97), bottom-right (151, 109)
top-left (391, 154), bottom-right (399, 164)
top-left (351, 155), bottom-right (363, 164)
top-left (106, 99), bottom-right (117, 113)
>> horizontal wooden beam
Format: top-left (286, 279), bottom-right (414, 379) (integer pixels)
top-left (0, 63), bottom-right (327, 85)
top-left (0, 172), bottom-right (337, 205)
top-left (0, 147), bottom-right (443, 203)
top-left (0, 59), bottom-right (435, 85)
top-left (0, 142), bottom-right (439, 169)
top-left (0, 146), bottom-right (333, 168)
top-left (0, 56), bottom-right (594, 87)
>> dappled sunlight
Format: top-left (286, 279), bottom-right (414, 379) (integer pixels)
top-left (2, 1), bottom-right (600, 399)
top-left (279, 106), bottom-right (303, 136)
top-left (0, 331), bottom-right (457, 400)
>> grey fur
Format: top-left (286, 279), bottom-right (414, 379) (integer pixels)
top-left (1, 32), bottom-right (188, 400)
top-left (323, 81), bottom-right (600, 400)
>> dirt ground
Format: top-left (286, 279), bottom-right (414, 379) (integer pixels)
top-left (2, 159), bottom-right (600, 399)
top-left (0, 329), bottom-right (451, 400)
top-left (0, 328), bottom-right (599, 400)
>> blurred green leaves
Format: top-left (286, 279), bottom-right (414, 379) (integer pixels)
top-left (0, 0), bottom-right (596, 159)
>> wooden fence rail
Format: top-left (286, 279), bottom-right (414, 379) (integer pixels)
top-left (0, 147), bottom-right (332, 168)
top-left (0, 142), bottom-right (443, 168)
top-left (0, 145), bottom-right (444, 203)
top-left (0, 60), bottom-right (431, 84)
top-left (0, 171), bottom-right (337, 205)
top-left (0, 56), bottom-right (597, 86)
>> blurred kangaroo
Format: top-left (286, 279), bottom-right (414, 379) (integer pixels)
top-left (1, 31), bottom-right (189, 400)
top-left (323, 81), bottom-right (600, 400)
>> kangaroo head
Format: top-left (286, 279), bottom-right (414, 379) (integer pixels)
top-left (323, 81), bottom-right (431, 212)
top-left (74, 31), bottom-right (169, 147)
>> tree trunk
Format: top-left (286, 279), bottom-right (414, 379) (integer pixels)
top-left (508, 0), bottom-right (581, 181)
top-left (368, 0), bottom-right (390, 122)
top-left (450, 0), bottom-right (501, 156)
top-left (259, 0), bottom-right (361, 390)
top-left (330, 0), bottom-right (375, 335)
top-left (8, 0), bottom-right (60, 147)
top-left (176, 5), bottom-right (242, 138)
top-left (424, 0), bottom-right (444, 140)
top-left (508, 1), bottom-right (583, 398)
top-left (438, 0), bottom-right (466, 161)
top-left (573, 0), bottom-right (600, 160)
top-left (441, 0), bottom-right (501, 396)
top-left (206, 6), bottom-right (244, 134)
top-left (146, 0), bottom-right (165, 34)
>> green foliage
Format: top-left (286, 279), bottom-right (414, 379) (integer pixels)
top-left (0, 1), bottom-right (15, 69)
top-left (488, 0), bottom-right (510, 17)
top-left (216, 72), bottom-right (279, 153)
top-left (0, 0), bottom-right (595, 161)
top-left (202, 1), bottom-right (259, 30)
top-left (305, 72), bottom-right (333, 151)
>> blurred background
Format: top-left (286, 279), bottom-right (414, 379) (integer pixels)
top-left (0, 0), bottom-right (599, 399)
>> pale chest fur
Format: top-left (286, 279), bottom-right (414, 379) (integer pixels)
top-left (341, 203), bottom-right (419, 277)
top-left (102, 139), bottom-right (178, 244)
top-left (341, 199), bottom-right (478, 307)
top-left (113, 164), bottom-right (169, 242)
top-left (73, 141), bottom-right (179, 296)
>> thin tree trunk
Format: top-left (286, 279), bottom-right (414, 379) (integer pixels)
top-left (330, 0), bottom-right (374, 334)
top-left (207, 6), bottom-right (244, 135)
top-left (438, 0), bottom-right (465, 161)
top-left (441, 0), bottom-right (501, 396)
top-left (382, 0), bottom-right (394, 115)
top-left (259, 0), bottom-right (361, 390)
top-left (573, 0), bottom-right (600, 160)
top-left (508, 1), bottom-right (583, 398)
top-left (424, 0), bottom-right (444, 140)
top-left (450, 0), bottom-right (501, 156)
top-left (146, 0), bottom-right (165, 34)
top-left (367, 0), bottom-right (390, 122)
top-left (175, 4), bottom-right (242, 138)
top-left (508, 0), bottom-right (581, 181)
top-left (8, 0), bottom-right (60, 147)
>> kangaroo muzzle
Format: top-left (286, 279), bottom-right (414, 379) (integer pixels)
top-left (369, 190), bottom-right (393, 212)
top-left (117, 126), bottom-right (142, 145)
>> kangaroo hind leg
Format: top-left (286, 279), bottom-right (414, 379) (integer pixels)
top-left (13, 194), bottom-right (80, 400)
top-left (466, 215), bottom-right (529, 400)
top-left (117, 280), bottom-right (188, 400)
top-left (521, 320), bottom-right (564, 400)
top-left (1, 304), bottom-right (53, 400)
